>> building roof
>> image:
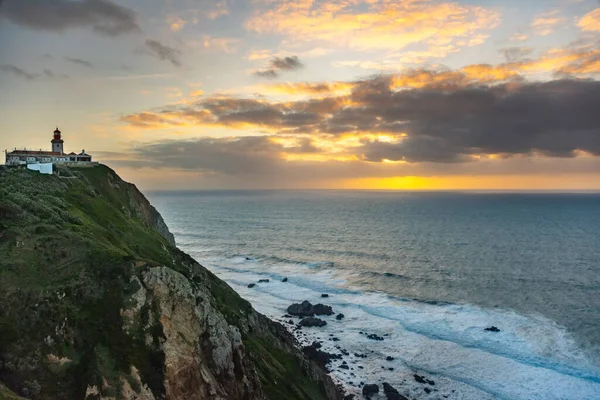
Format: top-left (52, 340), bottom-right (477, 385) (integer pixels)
top-left (7, 150), bottom-right (63, 156)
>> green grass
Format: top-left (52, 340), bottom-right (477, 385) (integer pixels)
top-left (0, 165), bottom-right (335, 400)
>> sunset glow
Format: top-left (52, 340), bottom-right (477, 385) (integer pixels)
top-left (1, 0), bottom-right (599, 190)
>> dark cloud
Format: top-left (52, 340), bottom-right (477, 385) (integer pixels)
top-left (131, 136), bottom-right (286, 175)
top-left (64, 57), bottom-right (94, 68)
top-left (144, 39), bottom-right (182, 67)
top-left (0, 0), bottom-right (140, 36)
top-left (43, 69), bottom-right (69, 79)
top-left (271, 56), bottom-right (303, 71)
top-left (123, 75), bottom-right (600, 163)
top-left (0, 64), bottom-right (37, 80)
top-left (501, 46), bottom-right (533, 62)
top-left (355, 79), bottom-right (600, 162)
top-left (254, 55), bottom-right (303, 78)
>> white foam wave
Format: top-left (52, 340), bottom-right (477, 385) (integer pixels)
top-left (202, 256), bottom-right (600, 400)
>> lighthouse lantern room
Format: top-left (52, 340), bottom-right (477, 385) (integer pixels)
top-left (51, 127), bottom-right (64, 154)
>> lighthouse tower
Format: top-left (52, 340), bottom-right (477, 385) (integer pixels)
top-left (51, 127), bottom-right (64, 154)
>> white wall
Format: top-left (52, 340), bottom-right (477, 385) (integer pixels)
top-left (26, 163), bottom-right (53, 175)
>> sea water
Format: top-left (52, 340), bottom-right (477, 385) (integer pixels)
top-left (146, 191), bottom-right (600, 399)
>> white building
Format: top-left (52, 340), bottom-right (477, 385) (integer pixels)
top-left (5, 127), bottom-right (93, 165)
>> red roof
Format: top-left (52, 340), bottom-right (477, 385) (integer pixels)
top-left (7, 150), bottom-right (63, 156)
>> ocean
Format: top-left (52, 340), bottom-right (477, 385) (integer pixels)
top-left (146, 190), bottom-right (600, 399)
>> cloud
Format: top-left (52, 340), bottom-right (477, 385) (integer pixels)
top-left (254, 56), bottom-right (303, 78)
top-left (144, 39), bottom-right (182, 67)
top-left (578, 8), bottom-right (600, 32)
top-left (501, 47), bottom-right (534, 63)
top-left (0, 64), bottom-right (37, 80)
top-left (122, 74), bottom-right (600, 164)
top-left (166, 15), bottom-right (188, 31)
top-left (203, 0), bottom-right (229, 20)
top-left (531, 10), bottom-right (565, 36)
top-left (42, 69), bottom-right (70, 79)
top-left (0, 0), bottom-right (140, 36)
top-left (64, 57), bottom-right (94, 68)
top-left (509, 33), bottom-right (528, 42)
top-left (246, 0), bottom-right (500, 57)
top-left (254, 81), bottom-right (354, 96)
top-left (201, 36), bottom-right (240, 53)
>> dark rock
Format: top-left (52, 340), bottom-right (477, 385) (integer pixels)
top-left (485, 326), bottom-right (500, 332)
top-left (313, 303), bottom-right (334, 316)
top-left (362, 383), bottom-right (379, 397)
top-left (321, 293), bottom-right (329, 298)
top-left (282, 277), bottom-right (288, 282)
top-left (344, 395), bottom-right (355, 400)
top-left (302, 343), bottom-right (341, 368)
top-left (339, 364), bottom-right (349, 370)
top-left (354, 353), bottom-right (367, 358)
top-left (299, 317), bottom-right (327, 327)
top-left (247, 283), bottom-right (256, 288)
top-left (424, 387), bottom-right (431, 394)
top-left (287, 300), bottom-right (315, 317)
top-left (258, 279), bottom-right (270, 283)
top-left (388, 367), bottom-right (394, 371)
top-left (413, 374), bottom-right (435, 385)
top-left (383, 382), bottom-right (409, 400)
top-left (366, 333), bottom-right (384, 341)
top-left (336, 313), bottom-right (345, 320)
top-left (331, 337), bottom-right (340, 341)
top-left (312, 341), bottom-right (322, 349)
top-left (386, 356), bottom-right (394, 361)
top-left (288, 320), bottom-right (294, 325)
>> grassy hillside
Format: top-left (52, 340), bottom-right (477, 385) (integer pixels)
top-left (0, 165), bottom-right (339, 400)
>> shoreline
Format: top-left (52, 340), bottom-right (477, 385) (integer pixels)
top-left (195, 253), bottom-right (600, 400)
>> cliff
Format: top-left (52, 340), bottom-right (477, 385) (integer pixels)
top-left (0, 164), bottom-right (342, 400)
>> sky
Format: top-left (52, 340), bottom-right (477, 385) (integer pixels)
top-left (1, 0), bottom-right (600, 190)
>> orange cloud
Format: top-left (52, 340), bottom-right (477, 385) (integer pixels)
top-left (531, 10), bottom-right (565, 36)
top-left (201, 36), bottom-right (240, 53)
top-left (256, 81), bottom-right (354, 96)
top-left (578, 8), bottom-right (600, 32)
top-left (246, 0), bottom-right (500, 55)
top-left (460, 64), bottom-right (520, 82)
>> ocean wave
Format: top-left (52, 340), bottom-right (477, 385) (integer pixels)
top-left (204, 255), bottom-right (600, 400)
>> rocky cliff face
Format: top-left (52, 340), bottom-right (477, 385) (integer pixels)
top-left (0, 164), bottom-right (342, 400)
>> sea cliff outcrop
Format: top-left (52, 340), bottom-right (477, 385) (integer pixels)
top-left (0, 164), bottom-right (342, 400)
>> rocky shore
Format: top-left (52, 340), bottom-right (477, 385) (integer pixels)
top-left (0, 165), bottom-right (344, 400)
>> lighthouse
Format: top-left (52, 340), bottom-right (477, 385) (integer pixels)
top-left (51, 127), bottom-right (64, 154)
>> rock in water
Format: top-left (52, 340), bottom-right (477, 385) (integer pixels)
top-left (258, 278), bottom-right (270, 283)
top-left (312, 303), bottom-right (334, 316)
top-left (485, 326), bottom-right (501, 332)
top-left (336, 313), bottom-right (345, 320)
top-left (302, 343), bottom-right (341, 367)
top-left (362, 383), bottom-right (379, 397)
top-left (287, 300), bottom-right (315, 316)
top-left (281, 277), bottom-right (288, 282)
top-left (386, 356), bottom-right (394, 361)
top-left (366, 333), bottom-right (384, 341)
top-left (321, 293), bottom-right (329, 298)
top-left (299, 317), bottom-right (327, 327)
top-left (247, 283), bottom-right (256, 288)
top-left (383, 382), bottom-right (409, 400)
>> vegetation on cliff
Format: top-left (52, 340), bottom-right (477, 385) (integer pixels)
top-left (0, 164), bottom-right (340, 400)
